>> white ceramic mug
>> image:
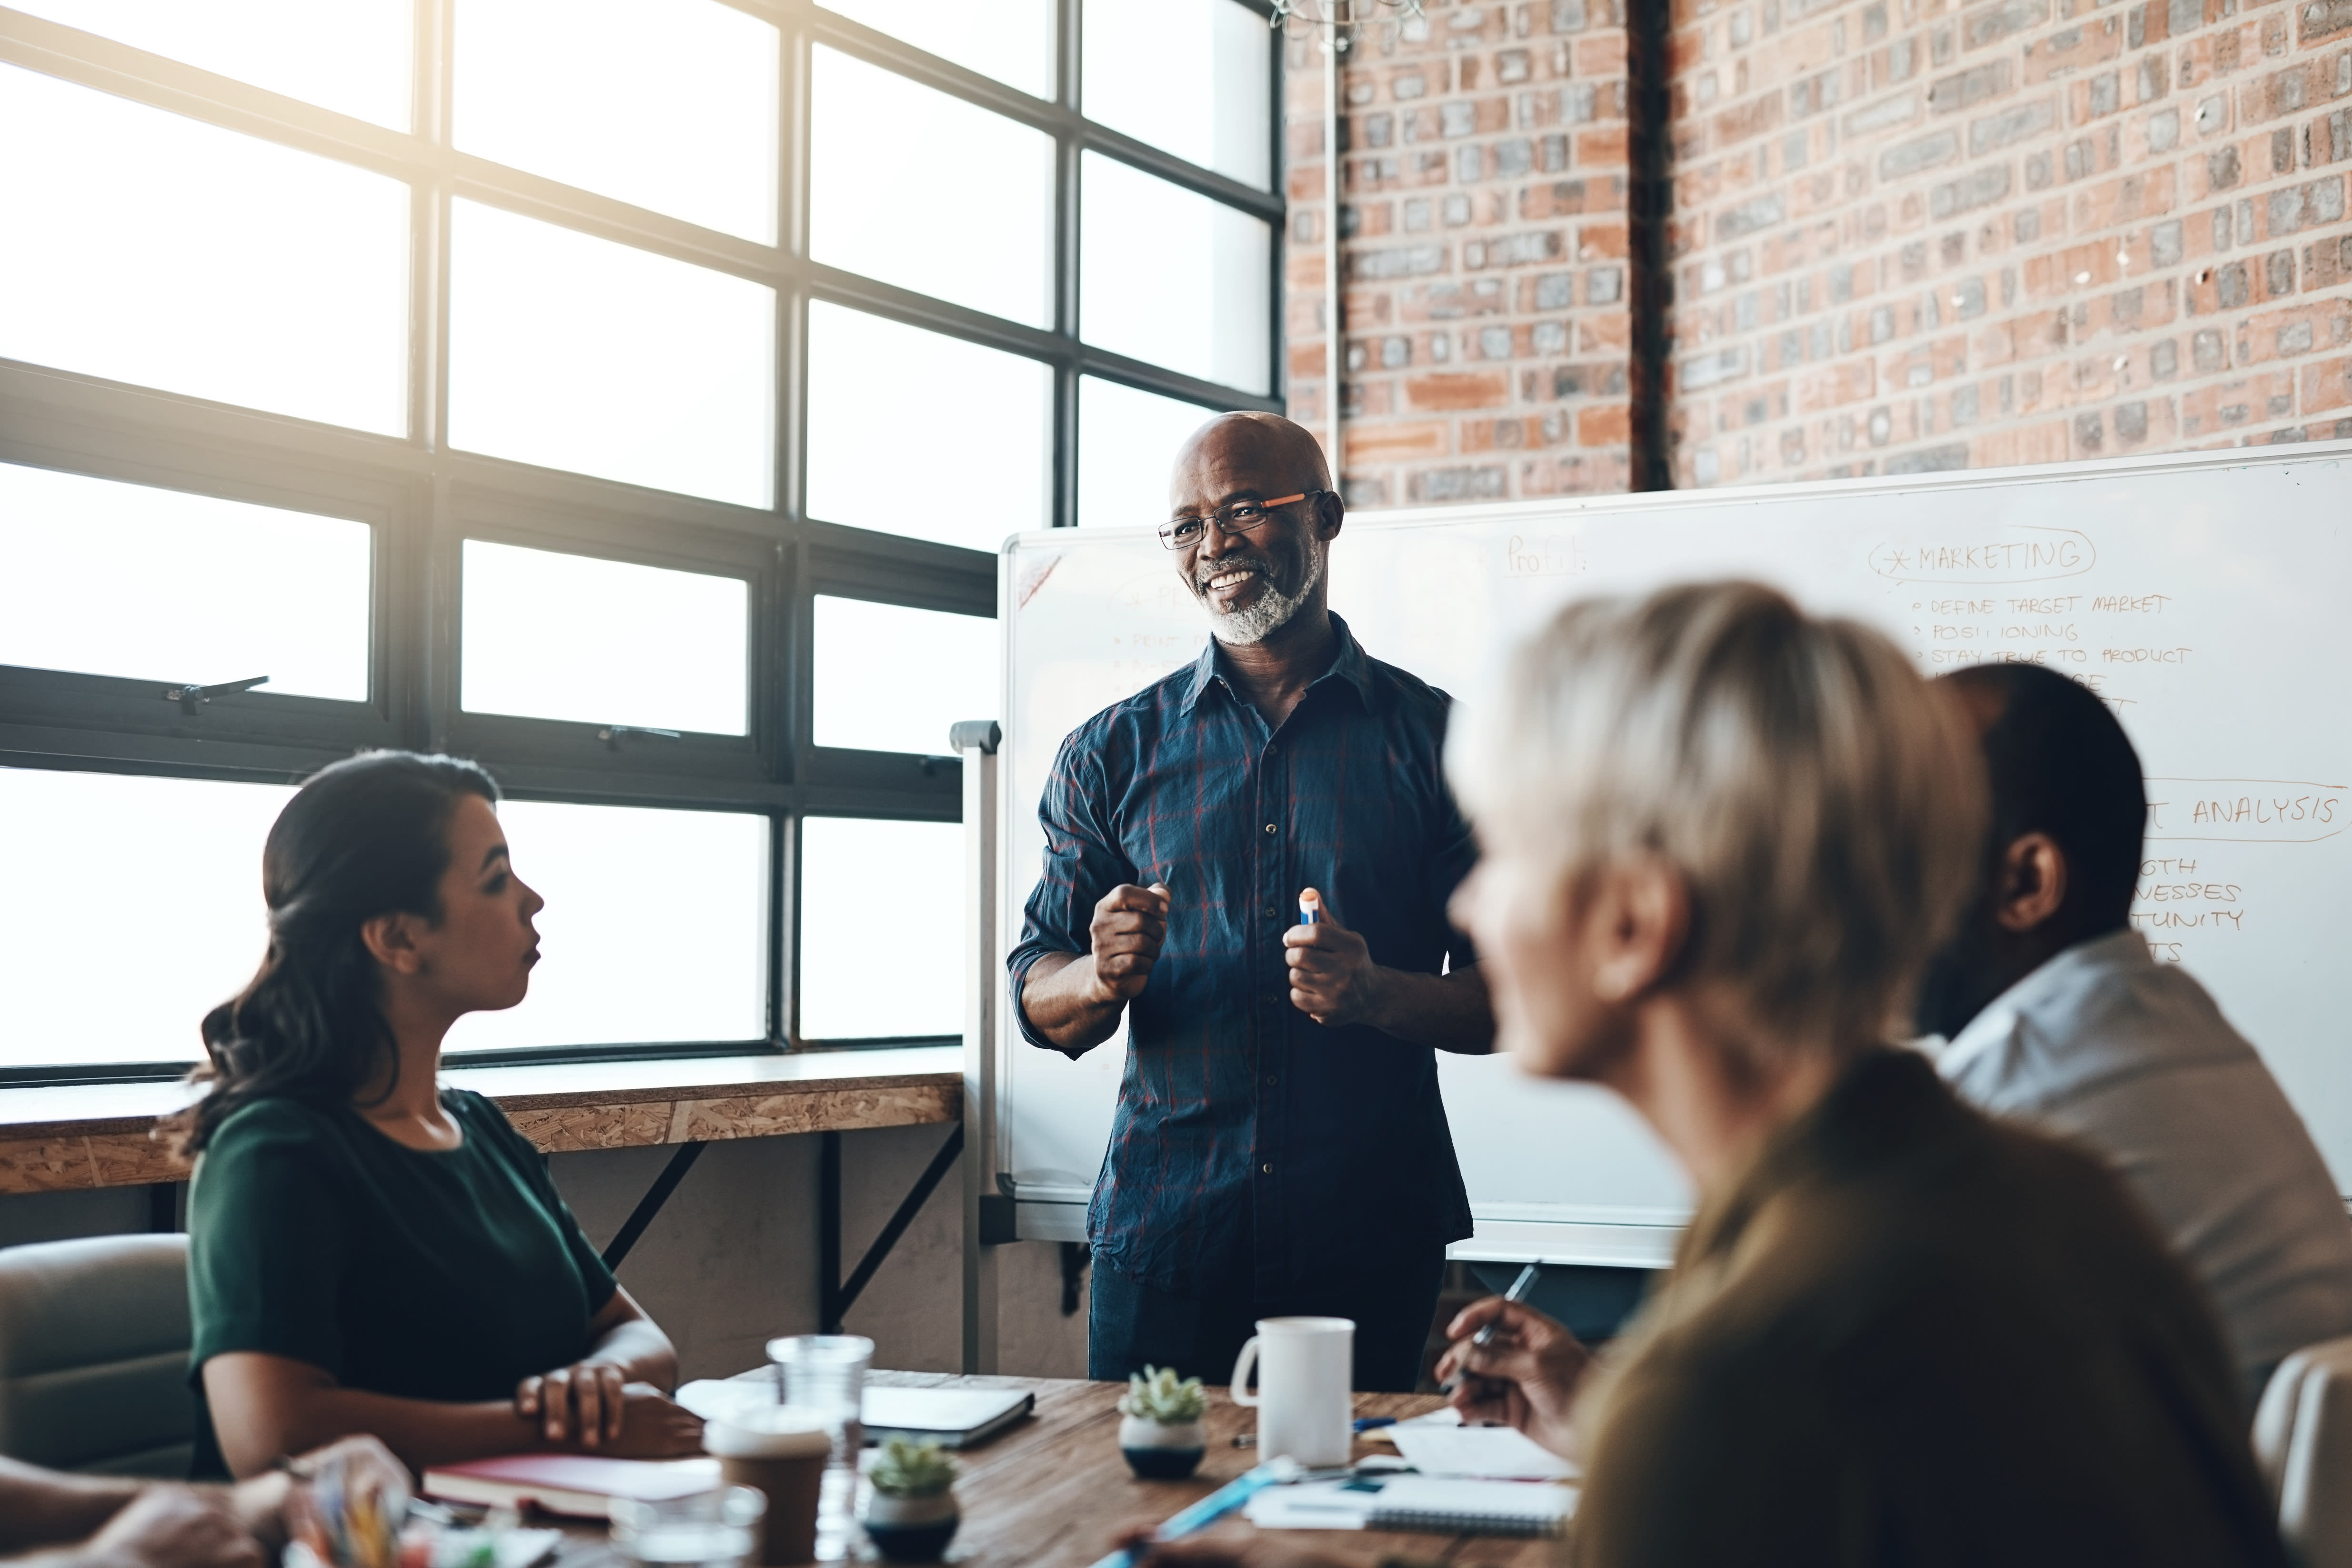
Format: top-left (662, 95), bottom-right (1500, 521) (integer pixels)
top-left (1229, 1315), bottom-right (1354, 1466)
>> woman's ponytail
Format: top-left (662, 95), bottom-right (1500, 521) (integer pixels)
top-left (172, 752), bottom-right (499, 1157)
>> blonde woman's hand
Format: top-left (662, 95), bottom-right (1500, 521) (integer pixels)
top-left (1432, 1296), bottom-right (1593, 1460)
top-left (1124, 1521), bottom-right (1368, 1568)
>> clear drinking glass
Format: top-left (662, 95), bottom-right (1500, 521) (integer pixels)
top-left (768, 1334), bottom-right (872, 1457)
top-left (609, 1486), bottom-right (765, 1568)
top-left (767, 1334), bottom-right (872, 1562)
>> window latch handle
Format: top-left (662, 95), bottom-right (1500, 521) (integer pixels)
top-left (162, 675), bottom-right (269, 715)
top-left (597, 724), bottom-right (682, 749)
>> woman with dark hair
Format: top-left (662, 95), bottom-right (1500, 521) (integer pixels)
top-left (180, 750), bottom-right (703, 1478)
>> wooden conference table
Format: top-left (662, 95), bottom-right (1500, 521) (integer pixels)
top-left (558, 1372), bottom-right (1558, 1568)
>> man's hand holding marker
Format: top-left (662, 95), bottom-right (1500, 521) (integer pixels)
top-left (1285, 887), bottom-right (1386, 1025)
top-left (1086, 878), bottom-right (1172, 1005)
top-left (1083, 880), bottom-right (1395, 1026)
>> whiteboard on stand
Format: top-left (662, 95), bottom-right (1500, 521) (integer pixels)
top-left (992, 441), bottom-right (2352, 1266)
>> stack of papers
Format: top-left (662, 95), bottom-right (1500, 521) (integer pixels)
top-left (1388, 1422), bottom-right (1578, 1482)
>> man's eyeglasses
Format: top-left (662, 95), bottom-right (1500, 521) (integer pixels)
top-left (1157, 490), bottom-right (1325, 551)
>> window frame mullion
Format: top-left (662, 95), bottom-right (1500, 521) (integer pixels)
top-left (0, 0), bottom-right (1286, 1082)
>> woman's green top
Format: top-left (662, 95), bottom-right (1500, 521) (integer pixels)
top-left (186, 1088), bottom-right (617, 1477)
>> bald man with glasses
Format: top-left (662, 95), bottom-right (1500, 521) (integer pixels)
top-left (1009, 412), bottom-right (1493, 1392)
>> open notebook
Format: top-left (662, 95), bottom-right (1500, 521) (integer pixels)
top-left (1246, 1475), bottom-right (1576, 1538)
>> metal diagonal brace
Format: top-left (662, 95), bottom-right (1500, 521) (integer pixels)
top-left (821, 1123), bottom-right (965, 1334)
top-left (602, 1141), bottom-right (707, 1271)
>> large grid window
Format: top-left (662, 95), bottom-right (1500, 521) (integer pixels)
top-left (0, 0), bottom-right (1279, 1082)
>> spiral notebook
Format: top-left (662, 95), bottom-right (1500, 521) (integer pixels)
top-left (1245, 1475), bottom-right (1576, 1538)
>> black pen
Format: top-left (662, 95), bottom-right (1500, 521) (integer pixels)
top-left (1474, 1262), bottom-right (1543, 1348)
top-left (1442, 1262), bottom-right (1542, 1393)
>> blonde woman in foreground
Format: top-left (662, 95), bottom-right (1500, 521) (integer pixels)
top-left (1136, 582), bottom-right (2282, 1568)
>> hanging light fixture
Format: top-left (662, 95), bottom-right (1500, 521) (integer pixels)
top-left (1268, 0), bottom-right (1427, 55)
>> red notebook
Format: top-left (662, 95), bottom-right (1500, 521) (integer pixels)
top-left (421, 1455), bottom-right (723, 1519)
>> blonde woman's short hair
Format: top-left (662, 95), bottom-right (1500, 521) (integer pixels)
top-left (1447, 580), bottom-right (1988, 1052)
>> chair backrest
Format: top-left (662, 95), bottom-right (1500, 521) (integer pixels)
top-left (2256, 1335), bottom-right (2352, 1568)
top-left (0, 1233), bottom-right (194, 1478)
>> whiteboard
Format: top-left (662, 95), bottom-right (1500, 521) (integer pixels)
top-left (993, 441), bottom-right (2352, 1265)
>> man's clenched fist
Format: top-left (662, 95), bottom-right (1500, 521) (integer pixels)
top-left (1087, 882), bottom-right (1170, 1004)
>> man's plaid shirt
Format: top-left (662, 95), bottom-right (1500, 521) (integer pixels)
top-left (1008, 615), bottom-right (1478, 1292)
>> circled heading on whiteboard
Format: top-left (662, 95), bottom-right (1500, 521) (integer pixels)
top-left (1867, 525), bottom-right (2097, 585)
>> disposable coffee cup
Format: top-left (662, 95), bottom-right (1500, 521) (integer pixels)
top-left (705, 1409), bottom-right (831, 1565)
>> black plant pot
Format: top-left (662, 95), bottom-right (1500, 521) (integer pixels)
top-left (1119, 1417), bottom-right (1207, 1479)
top-left (862, 1494), bottom-right (959, 1562)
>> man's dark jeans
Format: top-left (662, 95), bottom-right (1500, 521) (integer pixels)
top-left (1087, 1243), bottom-right (1449, 1394)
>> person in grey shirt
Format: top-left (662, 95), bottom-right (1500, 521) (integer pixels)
top-left (1917, 661), bottom-right (2352, 1410)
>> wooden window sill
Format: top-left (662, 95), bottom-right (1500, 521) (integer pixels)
top-left (0, 1046), bottom-right (962, 1195)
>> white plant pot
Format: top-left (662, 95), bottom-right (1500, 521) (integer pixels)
top-left (1119, 1415), bottom-right (1206, 1478)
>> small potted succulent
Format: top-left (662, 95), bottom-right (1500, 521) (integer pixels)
top-left (1117, 1366), bottom-right (1208, 1479)
top-left (861, 1437), bottom-right (960, 1562)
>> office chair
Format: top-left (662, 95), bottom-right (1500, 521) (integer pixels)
top-left (2256, 1334), bottom-right (2352, 1568)
top-left (0, 1234), bottom-right (195, 1477)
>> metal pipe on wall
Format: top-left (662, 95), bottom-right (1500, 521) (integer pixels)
top-left (1323, 16), bottom-right (1342, 490)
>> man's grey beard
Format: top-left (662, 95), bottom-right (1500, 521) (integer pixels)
top-left (1203, 544), bottom-right (1326, 646)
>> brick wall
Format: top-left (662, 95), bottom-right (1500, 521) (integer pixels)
top-left (1283, 2), bottom-right (1636, 508)
top-left (1662, 0), bottom-right (2352, 483)
top-left (1283, 0), bottom-right (2352, 505)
